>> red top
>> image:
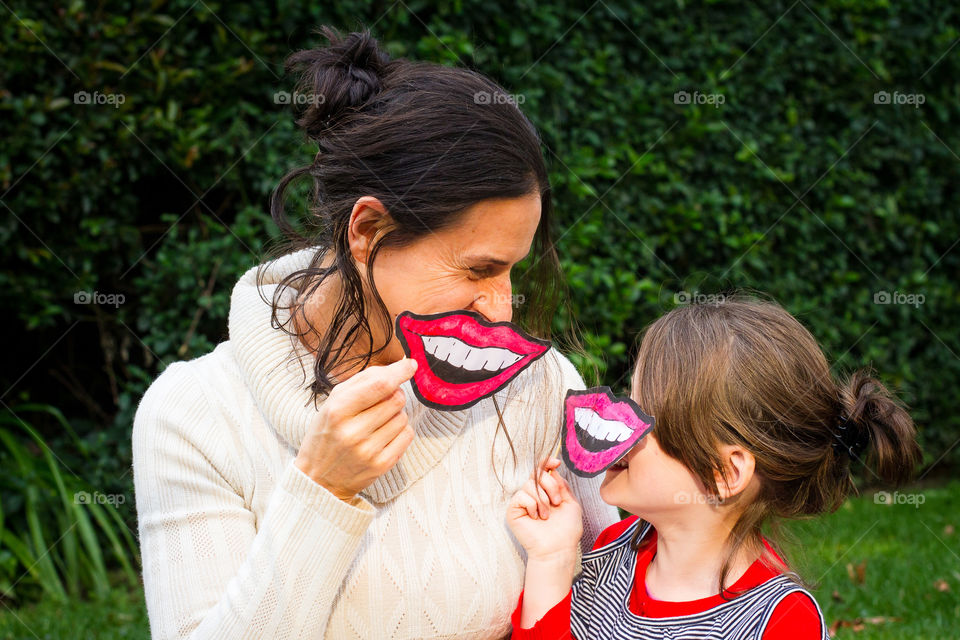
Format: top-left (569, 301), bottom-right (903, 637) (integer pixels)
top-left (511, 516), bottom-right (823, 640)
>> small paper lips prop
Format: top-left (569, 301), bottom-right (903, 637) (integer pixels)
top-left (561, 387), bottom-right (655, 477)
top-left (395, 310), bottom-right (552, 411)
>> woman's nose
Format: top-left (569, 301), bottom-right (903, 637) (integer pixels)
top-left (473, 275), bottom-right (514, 323)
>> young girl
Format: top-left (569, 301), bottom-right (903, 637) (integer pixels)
top-left (507, 296), bottom-right (921, 639)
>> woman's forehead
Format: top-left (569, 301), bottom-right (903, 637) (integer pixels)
top-left (428, 194), bottom-right (542, 259)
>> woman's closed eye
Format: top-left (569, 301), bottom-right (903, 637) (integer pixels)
top-left (468, 266), bottom-right (496, 279)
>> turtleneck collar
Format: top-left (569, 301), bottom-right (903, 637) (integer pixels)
top-left (228, 248), bottom-right (471, 504)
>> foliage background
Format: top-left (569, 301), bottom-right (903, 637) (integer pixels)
top-left (1, 0), bottom-right (958, 611)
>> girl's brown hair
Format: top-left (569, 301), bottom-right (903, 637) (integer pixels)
top-left (631, 294), bottom-right (921, 595)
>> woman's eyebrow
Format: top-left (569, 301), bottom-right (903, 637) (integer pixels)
top-left (462, 255), bottom-right (510, 266)
top-left (463, 249), bottom-right (533, 266)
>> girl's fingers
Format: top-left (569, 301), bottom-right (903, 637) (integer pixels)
top-left (537, 469), bottom-right (563, 506)
top-left (513, 490), bottom-right (541, 520)
top-left (534, 482), bottom-right (551, 519)
top-left (538, 456), bottom-right (563, 476)
top-left (556, 473), bottom-right (577, 501)
top-left (523, 478), bottom-right (550, 520)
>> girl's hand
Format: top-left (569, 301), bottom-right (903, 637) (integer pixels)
top-left (507, 458), bottom-right (583, 560)
top-left (295, 358), bottom-right (418, 501)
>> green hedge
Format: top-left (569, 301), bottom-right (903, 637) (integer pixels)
top-left (2, 0), bottom-right (958, 546)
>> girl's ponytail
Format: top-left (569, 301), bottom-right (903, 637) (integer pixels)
top-left (838, 370), bottom-right (922, 486)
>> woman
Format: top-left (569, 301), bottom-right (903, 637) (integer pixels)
top-left (132, 27), bottom-right (618, 639)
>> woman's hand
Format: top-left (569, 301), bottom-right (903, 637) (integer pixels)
top-left (295, 358), bottom-right (418, 502)
top-left (507, 458), bottom-right (583, 560)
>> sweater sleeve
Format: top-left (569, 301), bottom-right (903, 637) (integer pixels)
top-left (132, 362), bottom-right (376, 640)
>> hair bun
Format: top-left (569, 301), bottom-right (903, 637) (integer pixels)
top-left (284, 27), bottom-right (391, 141)
top-left (838, 369), bottom-right (920, 485)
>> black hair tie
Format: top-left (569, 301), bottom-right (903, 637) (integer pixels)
top-left (833, 416), bottom-right (869, 459)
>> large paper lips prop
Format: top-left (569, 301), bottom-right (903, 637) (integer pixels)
top-left (395, 310), bottom-right (552, 411)
top-left (561, 387), bottom-right (655, 477)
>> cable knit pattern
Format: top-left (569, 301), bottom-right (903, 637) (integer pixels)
top-left (133, 248), bottom-right (619, 639)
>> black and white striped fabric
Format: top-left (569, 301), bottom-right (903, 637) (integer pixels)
top-left (570, 519), bottom-right (830, 639)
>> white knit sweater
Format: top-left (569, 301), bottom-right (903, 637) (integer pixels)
top-left (132, 248), bottom-right (619, 640)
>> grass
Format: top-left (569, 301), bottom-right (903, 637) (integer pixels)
top-left (0, 483), bottom-right (956, 639)
top-left (784, 480), bottom-right (960, 638)
top-left (0, 573), bottom-right (148, 639)
top-left (0, 405), bottom-right (140, 604)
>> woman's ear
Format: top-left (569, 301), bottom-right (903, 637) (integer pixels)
top-left (715, 444), bottom-right (756, 501)
top-left (347, 196), bottom-right (393, 266)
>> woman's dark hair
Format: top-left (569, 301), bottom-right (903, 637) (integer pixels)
top-left (263, 26), bottom-right (568, 397)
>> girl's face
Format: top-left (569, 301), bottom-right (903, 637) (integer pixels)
top-left (599, 429), bottom-right (711, 517)
top-left (369, 192), bottom-right (542, 364)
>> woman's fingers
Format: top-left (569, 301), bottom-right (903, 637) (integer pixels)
top-left (330, 358), bottom-right (417, 417)
top-left (376, 414), bottom-right (415, 471)
top-left (368, 410), bottom-right (411, 460)
top-left (352, 388), bottom-right (407, 434)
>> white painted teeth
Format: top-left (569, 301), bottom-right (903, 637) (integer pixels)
top-left (421, 335), bottom-right (523, 372)
top-left (573, 407), bottom-right (633, 443)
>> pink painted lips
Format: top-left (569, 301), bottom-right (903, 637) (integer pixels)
top-left (561, 387), bottom-right (655, 477)
top-left (395, 310), bottom-right (552, 410)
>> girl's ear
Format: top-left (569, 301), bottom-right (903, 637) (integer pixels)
top-left (715, 444), bottom-right (756, 501)
top-left (347, 196), bottom-right (394, 266)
